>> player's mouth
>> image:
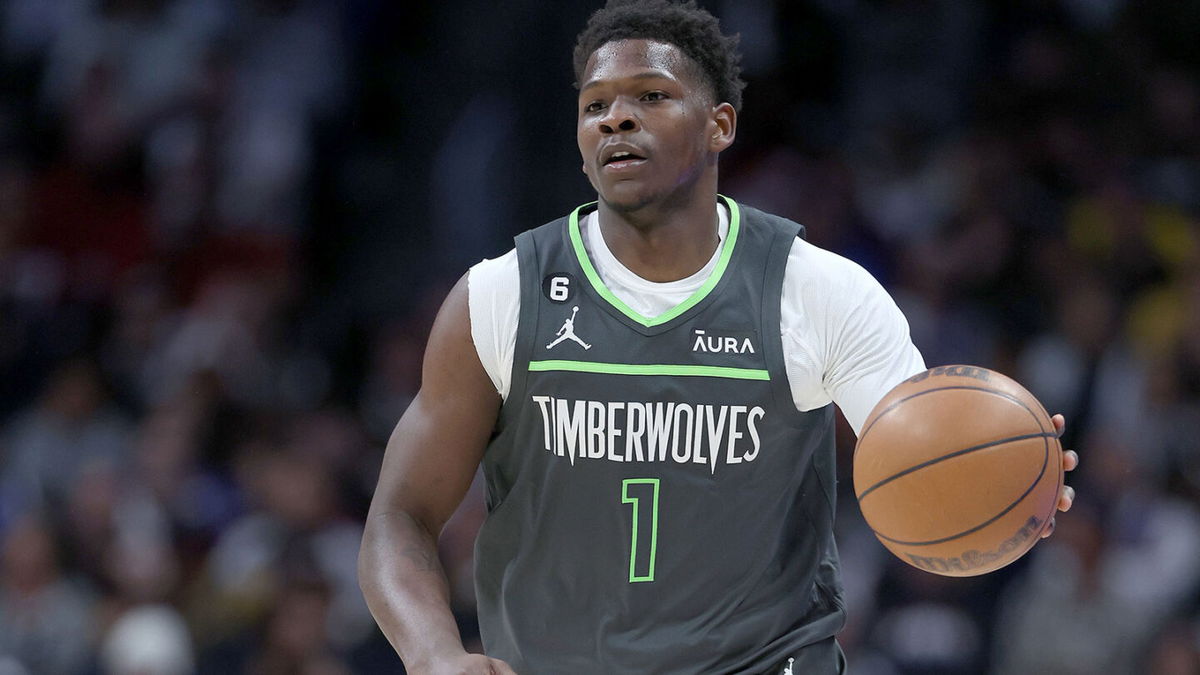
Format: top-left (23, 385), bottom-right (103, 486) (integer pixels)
top-left (601, 144), bottom-right (648, 172)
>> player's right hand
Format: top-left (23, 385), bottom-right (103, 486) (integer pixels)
top-left (423, 654), bottom-right (518, 675)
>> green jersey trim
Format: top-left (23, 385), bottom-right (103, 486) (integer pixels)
top-left (567, 196), bottom-right (742, 328)
top-left (529, 359), bottom-right (769, 381)
top-left (621, 478), bottom-right (660, 583)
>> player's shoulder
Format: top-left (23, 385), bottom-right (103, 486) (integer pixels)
top-left (787, 236), bottom-right (869, 275)
top-left (783, 233), bottom-right (879, 296)
top-left (468, 248), bottom-right (519, 297)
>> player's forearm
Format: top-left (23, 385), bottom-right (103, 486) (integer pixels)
top-left (358, 508), bottom-right (468, 669)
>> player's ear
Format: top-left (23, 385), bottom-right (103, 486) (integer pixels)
top-left (709, 102), bottom-right (736, 153)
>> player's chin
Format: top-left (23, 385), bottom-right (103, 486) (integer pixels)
top-left (599, 181), bottom-right (660, 213)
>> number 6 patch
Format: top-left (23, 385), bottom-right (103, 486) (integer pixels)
top-left (542, 273), bottom-right (577, 303)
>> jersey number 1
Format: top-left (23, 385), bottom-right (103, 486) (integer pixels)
top-left (621, 478), bottom-right (659, 582)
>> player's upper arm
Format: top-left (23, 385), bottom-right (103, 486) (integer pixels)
top-left (820, 259), bottom-right (925, 435)
top-left (366, 273), bottom-right (502, 534)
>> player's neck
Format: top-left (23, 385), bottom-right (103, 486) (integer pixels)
top-left (595, 187), bottom-right (721, 283)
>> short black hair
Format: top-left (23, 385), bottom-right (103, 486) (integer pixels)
top-left (573, 0), bottom-right (745, 112)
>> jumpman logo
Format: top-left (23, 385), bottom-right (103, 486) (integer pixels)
top-left (782, 658), bottom-right (794, 675)
top-left (546, 305), bottom-right (591, 350)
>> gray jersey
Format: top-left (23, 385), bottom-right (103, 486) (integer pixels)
top-left (475, 197), bottom-right (845, 674)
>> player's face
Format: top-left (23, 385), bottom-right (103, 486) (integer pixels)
top-left (577, 39), bottom-right (734, 213)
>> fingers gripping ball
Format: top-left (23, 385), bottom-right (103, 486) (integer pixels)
top-left (853, 365), bottom-right (1064, 577)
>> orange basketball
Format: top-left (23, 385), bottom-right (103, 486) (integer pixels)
top-left (853, 365), bottom-right (1063, 577)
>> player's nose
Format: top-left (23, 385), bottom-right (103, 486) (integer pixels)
top-left (599, 99), bottom-right (639, 134)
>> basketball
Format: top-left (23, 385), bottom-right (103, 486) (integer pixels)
top-left (853, 365), bottom-right (1063, 577)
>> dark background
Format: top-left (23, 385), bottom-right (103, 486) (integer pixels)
top-left (1, 0), bottom-right (1199, 673)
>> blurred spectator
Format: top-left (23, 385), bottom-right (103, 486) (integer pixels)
top-left (863, 565), bottom-right (992, 675)
top-left (193, 437), bottom-right (370, 652)
top-left (1018, 265), bottom-right (1146, 447)
top-left (1, 359), bottom-right (131, 513)
top-left (200, 576), bottom-right (352, 674)
top-left (131, 382), bottom-right (242, 537)
top-left (991, 505), bottom-right (1143, 674)
top-left (0, 514), bottom-right (94, 675)
top-left (214, 0), bottom-right (346, 236)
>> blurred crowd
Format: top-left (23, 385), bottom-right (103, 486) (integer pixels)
top-left (0, 0), bottom-right (1198, 673)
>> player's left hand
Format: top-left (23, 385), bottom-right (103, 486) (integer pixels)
top-left (1040, 413), bottom-right (1077, 539)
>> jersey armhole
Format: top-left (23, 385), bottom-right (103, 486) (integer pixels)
top-left (760, 222), bottom-right (813, 429)
top-left (507, 231), bottom-right (540, 408)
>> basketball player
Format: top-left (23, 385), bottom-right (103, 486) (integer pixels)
top-left (358, 2), bottom-right (1078, 673)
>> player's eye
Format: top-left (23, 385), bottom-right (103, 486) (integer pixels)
top-left (641, 91), bottom-right (668, 102)
top-left (584, 100), bottom-right (605, 113)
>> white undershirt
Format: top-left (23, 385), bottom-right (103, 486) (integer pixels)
top-left (467, 203), bottom-right (925, 435)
